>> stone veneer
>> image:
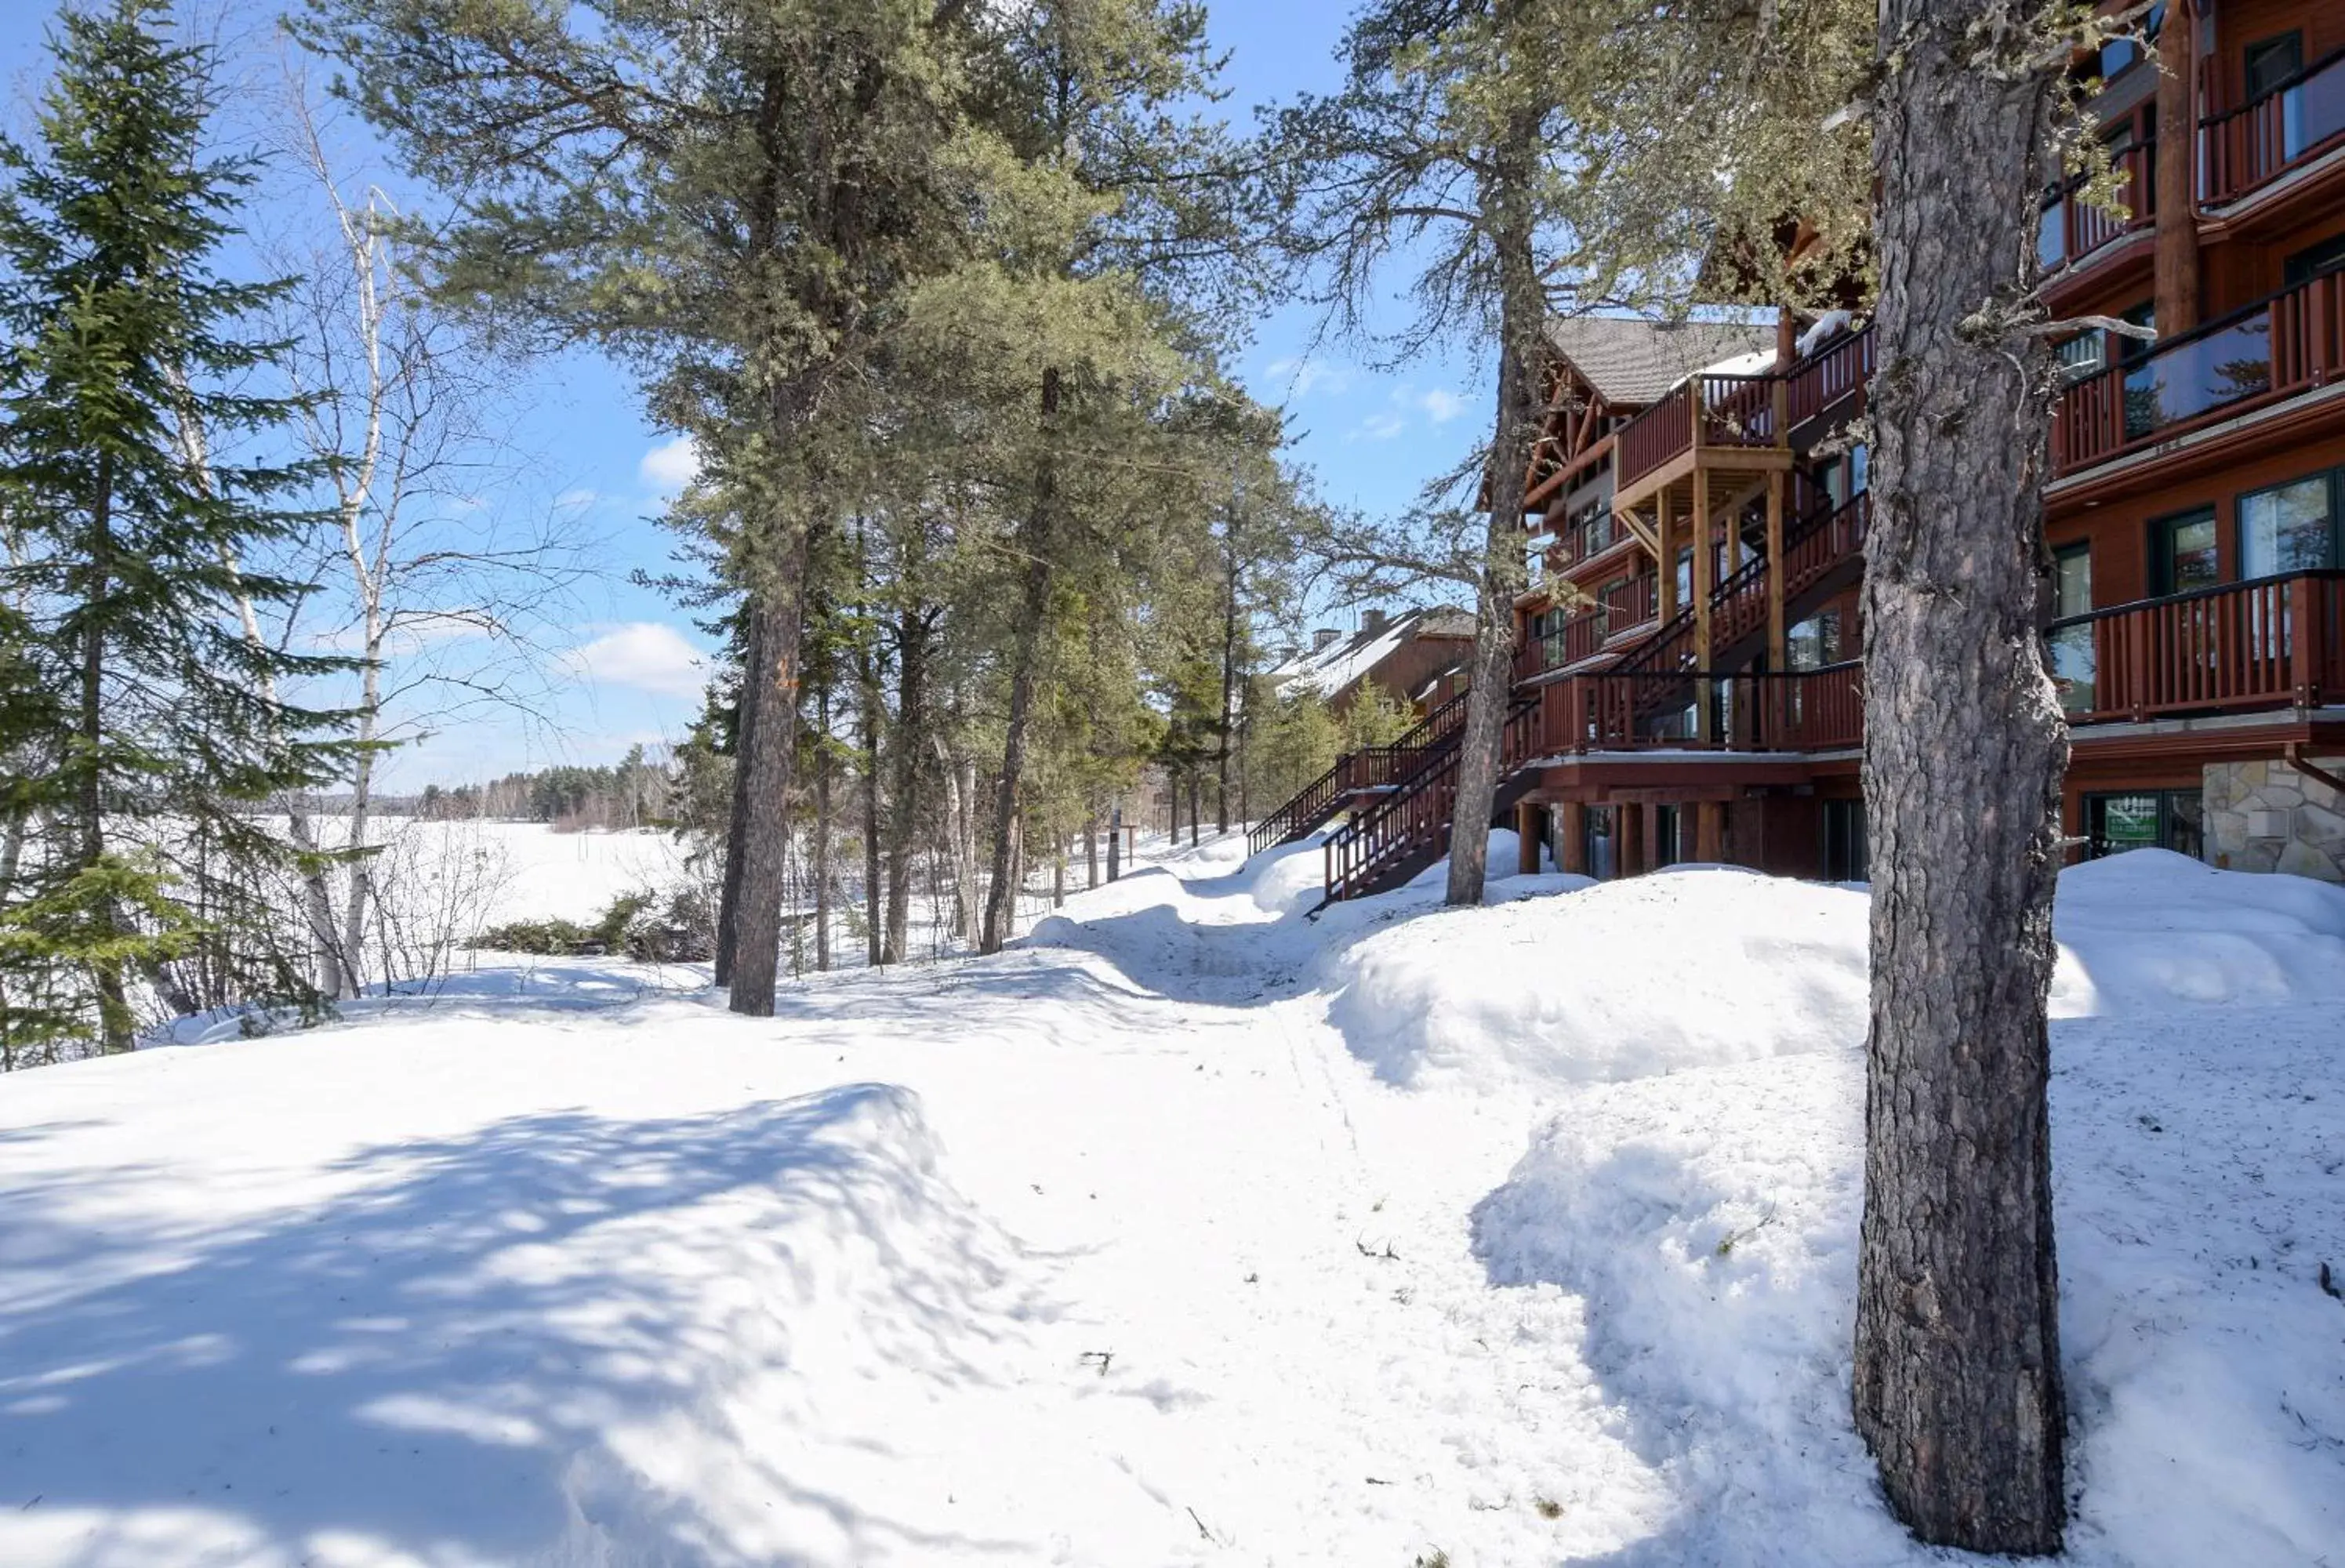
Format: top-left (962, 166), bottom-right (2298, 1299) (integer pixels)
top-left (2205, 756), bottom-right (2345, 883)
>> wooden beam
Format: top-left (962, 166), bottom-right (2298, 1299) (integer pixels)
top-left (1692, 463), bottom-right (1714, 741)
top-left (1615, 499), bottom-right (1660, 557)
top-left (1766, 468), bottom-right (1788, 672)
top-left (1558, 801), bottom-right (1587, 875)
top-left (1516, 801), bottom-right (1543, 875)
top-left (1655, 488), bottom-right (1677, 625)
top-left (1696, 799), bottom-right (1724, 863)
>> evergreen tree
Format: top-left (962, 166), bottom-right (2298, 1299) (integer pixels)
top-left (0, 0), bottom-right (357, 1061)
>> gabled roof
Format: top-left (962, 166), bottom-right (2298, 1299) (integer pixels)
top-left (1266, 607), bottom-right (1474, 699)
top-left (1541, 315), bottom-right (1777, 408)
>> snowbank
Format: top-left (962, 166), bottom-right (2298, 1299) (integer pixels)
top-left (2052, 848), bottom-right (2345, 1012)
top-left (1471, 1005), bottom-right (2345, 1565)
top-left (1325, 866), bottom-right (1868, 1091)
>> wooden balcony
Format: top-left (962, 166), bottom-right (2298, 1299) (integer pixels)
top-left (2052, 273), bottom-right (2345, 478)
top-left (1512, 577), bottom-right (1660, 682)
top-left (1615, 372), bottom-right (1788, 501)
top-left (1784, 325), bottom-right (1874, 430)
top-left (1537, 662), bottom-right (1865, 755)
top-left (2038, 141), bottom-right (2154, 273)
top-left (2200, 45), bottom-right (2345, 206)
top-left (2049, 571), bottom-right (2345, 724)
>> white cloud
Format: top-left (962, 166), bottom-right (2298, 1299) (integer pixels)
top-left (1418, 388), bottom-right (1467, 425)
top-left (1265, 355), bottom-right (1352, 399)
top-left (561, 622), bottom-right (710, 699)
top-left (639, 434), bottom-right (701, 494)
top-left (1354, 411), bottom-right (1409, 441)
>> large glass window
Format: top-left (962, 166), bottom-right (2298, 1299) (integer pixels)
top-left (2049, 545), bottom-right (2096, 713)
top-left (2283, 232), bottom-right (2345, 289)
top-left (2240, 473), bottom-right (2337, 578)
top-left (2085, 790), bottom-right (2205, 862)
top-left (2151, 508), bottom-right (2220, 595)
top-left (1823, 800), bottom-right (1868, 883)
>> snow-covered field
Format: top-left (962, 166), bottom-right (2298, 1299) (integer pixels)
top-left (0, 834), bottom-right (2339, 1565)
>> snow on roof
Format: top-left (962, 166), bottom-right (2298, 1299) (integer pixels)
top-left (1265, 608), bottom-right (1472, 699)
top-left (1795, 309), bottom-right (1855, 358)
top-left (1541, 315), bottom-right (1777, 407)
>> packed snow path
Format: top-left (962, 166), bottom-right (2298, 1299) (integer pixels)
top-left (1, 835), bottom-right (2340, 1565)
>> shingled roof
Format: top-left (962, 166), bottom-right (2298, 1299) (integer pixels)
top-left (1541, 315), bottom-right (1777, 408)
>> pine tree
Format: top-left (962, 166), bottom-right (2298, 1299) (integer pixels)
top-left (0, 0), bottom-right (357, 1060)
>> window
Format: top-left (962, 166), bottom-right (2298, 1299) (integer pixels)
top-left (2239, 473), bottom-right (2337, 578)
top-left (2084, 789), bottom-right (2205, 862)
top-left (2098, 2), bottom-right (2165, 81)
top-left (1823, 800), bottom-right (1868, 883)
top-left (2151, 508), bottom-right (2220, 596)
top-left (2284, 232), bottom-right (2345, 289)
top-left (1788, 608), bottom-right (1844, 671)
top-left (2049, 544), bottom-right (2096, 713)
top-left (2245, 32), bottom-right (2304, 103)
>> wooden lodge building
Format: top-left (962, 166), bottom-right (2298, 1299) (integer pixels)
top-left (1251, 0), bottom-right (2345, 898)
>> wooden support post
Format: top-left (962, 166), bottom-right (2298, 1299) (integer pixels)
top-left (1619, 803), bottom-right (1645, 877)
top-left (1696, 799), bottom-right (1724, 863)
top-left (1766, 469), bottom-right (1788, 673)
top-left (1655, 488), bottom-right (1677, 625)
top-left (1692, 465), bottom-right (1715, 742)
top-left (1558, 801), bottom-right (1587, 875)
top-left (2154, 2), bottom-right (2201, 337)
top-left (1516, 801), bottom-right (1542, 876)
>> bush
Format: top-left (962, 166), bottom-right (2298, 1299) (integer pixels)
top-left (472, 887), bottom-right (714, 963)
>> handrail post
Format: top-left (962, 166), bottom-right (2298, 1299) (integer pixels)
top-left (2290, 575), bottom-right (2318, 705)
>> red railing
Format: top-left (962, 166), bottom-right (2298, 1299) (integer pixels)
top-left (1323, 693), bottom-right (1545, 901)
top-left (2039, 141), bottom-right (2154, 272)
top-left (1515, 576), bottom-right (1664, 681)
top-left (1786, 325), bottom-right (1875, 427)
top-left (2201, 47), bottom-right (2345, 205)
top-left (1246, 689), bottom-right (1473, 856)
top-left (1543, 662), bottom-right (1864, 754)
top-left (2049, 571), bottom-right (2345, 723)
top-left (2053, 272), bottom-right (2345, 477)
top-left (1615, 372), bottom-right (1787, 490)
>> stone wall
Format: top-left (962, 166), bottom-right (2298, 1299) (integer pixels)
top-left (2205, 756), bottom-right (2345, 882)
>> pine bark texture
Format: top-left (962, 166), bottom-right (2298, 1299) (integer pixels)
top-left (1853, 1), bottom-right (2069, 1552)
top-left (724, 568), bottom-right (811, 1017)
top-left (1443, 79), bottom-right (1542, 908)
top-left (981, 367), bottom-right (1061, 955)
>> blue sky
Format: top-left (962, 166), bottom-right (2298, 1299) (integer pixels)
top-left (0, 2), bottom-right (1483, 784)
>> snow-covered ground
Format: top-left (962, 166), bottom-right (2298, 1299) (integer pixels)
top-left (0, 837), bottom-right (2338, 1565)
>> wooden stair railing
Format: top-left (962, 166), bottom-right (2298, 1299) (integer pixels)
top-left (1245, 689), bottom-right (1475, 858)
top-left (1323, 693), bottom-right (1545, 903)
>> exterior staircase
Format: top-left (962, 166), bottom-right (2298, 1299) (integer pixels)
top-left (1244, 688), bottom-right (1471, 857)
top-left (1307, 490), bottom-right (1872, 903)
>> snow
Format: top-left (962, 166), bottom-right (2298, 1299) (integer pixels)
top-left (1267, 620), bottom-right (1411, 700)
top-left (0, 830), bottom-right (2338, 1565)
top-left (1796, 309), bottom-right (1857, 358)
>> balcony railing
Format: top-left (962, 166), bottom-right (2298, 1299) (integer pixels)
top-left (2038, 141), bottom-right (2154, 273)
top-left (1538, 662), bottom-right (1865, 755)
top-left (1515, 576), bottom-right (1663, 682)
top-left (2047, 570), bottom-right (2345, 723)
top-left (1616, 372), bottom-right (1786, 490)
top-left (2053, 272), bottom-right (2345, 477)
top-left (1786, 325), bottom-right (1875, 429)
top-left (2201, 45), bottom-right (2345, 205)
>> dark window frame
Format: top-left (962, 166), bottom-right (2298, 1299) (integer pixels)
top-left (2147, 503), bottom-right (2221, 597)
top-left (2236, 466), bottom-right (2342, 579)
top-left (2082, 789), bottom-right (2205, 862)
top-left (2245, 30), bottom-right (2307, 103)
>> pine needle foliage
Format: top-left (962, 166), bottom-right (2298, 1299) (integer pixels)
top-left (0, 0), bottom-right (360, 1062)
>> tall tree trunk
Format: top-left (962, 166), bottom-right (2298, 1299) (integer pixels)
top-left (713, 607), bottom-right (767, 989)
top-left (1085, 817), bottom-right (1098, 888)
top-left (860, 643), bottom-right (883, 969)
top-left (1218, 530), bottom-right (1238, 832)
top-left (982, 368), bottom-right (1061, 955)
top-left (883, 605), bottom-right (930, 964)
top-left (1853, 2), bottom-right (2068, 1553)
top-left (78, 451), bottom-right (131, 1052)
top-left (813, 681), bottom-right (832, 973)
top-left (1443, 71), bottom-right (1543, 908)
top-left (1188, 776), bottom-right (1200, 846)
top-left (723, 550), bottom-right (811, 1017)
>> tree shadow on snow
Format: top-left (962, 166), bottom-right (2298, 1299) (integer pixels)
top-left (0, 1087), bottom-right (1058, 1563)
